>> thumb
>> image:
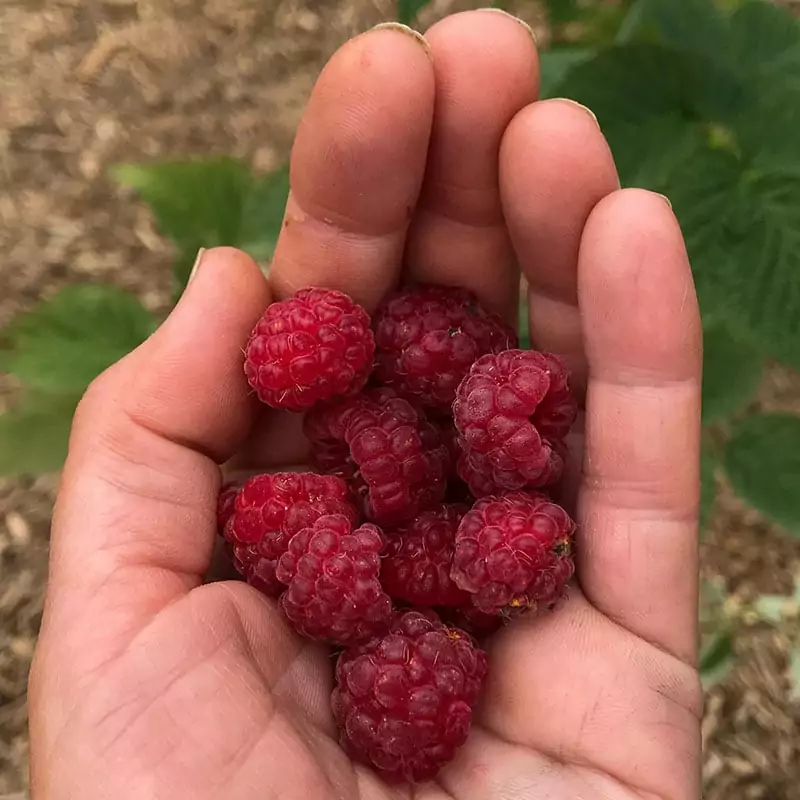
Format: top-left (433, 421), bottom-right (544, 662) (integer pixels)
top-left (44, 248), bottom-right (270, 663)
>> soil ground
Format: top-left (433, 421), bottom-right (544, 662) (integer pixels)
top-left (1, 0), bottom-right (799, 796)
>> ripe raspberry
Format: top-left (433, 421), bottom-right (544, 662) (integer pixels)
top-left (332, 610), bottom-right (488, 784)
top-left (230, 540), bottom-right (283, 598)
top-left (457, 439), bottom-right (568, 498)
top-left (276, 515), bottom-right (392, 645)
top-left (373, 284), bottom-right (517, 411)
top-left (381, 504), bottom-right (471, 608)
top-left (218, 483), bottom-right (282, 596)
top-left (453, 350), bottom-right (577, 494)
top-left (451, 491), bottom-right (575, 616)
top-left (224, 473), bottom-right (357, 597)
top-left (244, 288), bottom-right (375, 411)
top-left (304, 388), bottom-right (449, 525)
top-left (216, 481), bottom-right (241, 535)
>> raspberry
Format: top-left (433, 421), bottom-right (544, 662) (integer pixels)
top-left (451, 491), bottom-right (576, 616)
top-left (230, 541), bottom-right (283, 598)
top-left (217, 483), bottom-right (284, 597)
top-left (304, 388), bottom-right (449, 525)
top-left (332, 610), bottom-right (488, 783)
top-left (373, 284), bottom-right (517, 411)
top-left (223, 473), bottom-right (357, 596)
top-left (457, 439), bottom-right (568, 498)
top-left (276, 515), bottom-right (392, 645)
top-left (381, 504), bottom-right (471, 608)
top-left (216, 481), bottom-right (241, 535)
top-left (244, 288), bottom-right (375, 411)
top-left (453, 350), bottom-right (577, 494)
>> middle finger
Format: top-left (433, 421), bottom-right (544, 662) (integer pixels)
top-left (404, 9), bottom-right (539, 321)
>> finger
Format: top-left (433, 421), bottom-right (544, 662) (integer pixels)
top-left (404, 9), bottom-right (539, 320)
top-left (577, 189), bottom-right (703, 665)
top-left (47, 248), bottom-right (269, 635)
top-left (269, 24), bottom-right (435, 311)
top-left (500, 99), bottom-right (619, 398)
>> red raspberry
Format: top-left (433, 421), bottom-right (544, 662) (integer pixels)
top-left (216, 481), bottom-right (241, 535)
top-left (304, 388), bottom-right (449, 525)
top-left (453, 350), bottom-right (577, 494)
top-left (457, 439), bottom-right (568, 498)
top-left (451, 491), bottom-right (575, 616)
top-left (230, 540), bottom-right (283, 598)
top-left (381, 504), bottom-right (471, 608)
top-left (218, 482), bottom-right (283, 597)
top-left (276, 515), bottom-right (392, 645)
top-left (332, 610), bottom-right (488, 783)
top-left (223, 473), bottom-right (357, 597)
top-left (244, 288), bottom-right (375, 411)
top-left (373, 284), bottom-right (517, 411)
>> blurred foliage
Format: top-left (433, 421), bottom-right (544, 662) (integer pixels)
top-left (112, 159), bottom-right (289, 292)
top-left (2, 0), bottom-right (800, 686)
top-left (397, 0), bottom-right (430, 25)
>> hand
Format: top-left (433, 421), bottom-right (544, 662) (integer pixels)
top-left (29, 11), bottom-right (702, 800)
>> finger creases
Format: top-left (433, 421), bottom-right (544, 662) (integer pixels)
top-left (404, 9), bottom-right (539, 320)
top-left (577, 189), bottom-right (703, 665)
top-left (269, 26), bottom-right (436, 311)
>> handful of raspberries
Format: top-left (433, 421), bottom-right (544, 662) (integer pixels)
top-left (219, 284), bottom-right (579, 785)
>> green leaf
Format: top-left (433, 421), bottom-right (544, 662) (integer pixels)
top-left (615, 0), bottom-right (650, 43)
top-left (0, 392), bottom-right (80, 476)
top-left (397, 0), bottom-right (429, 25)
top-left (551, 44), bottom-right (716, 187)
top-left (727, 1), bottom-right (800, 78)
top-left (700, 446), bottom-right (719, 537)
top-left (554, 44), bottom-right (687, 127)
top-left (641, 0), bottom-right (729, 59)
top-left (1, 285), bottom-right (157, 393)
top-left (538, 48), bottom-right (596, 99)
top-left (700, 629), bottom-right (735, 688)
top-left (701, 321), bottom-right (762, 423)
top-left (723, 413), bottom-right (800, 535)
top-left (542, 0), bottom-right (582, 26)
top-left (665, 151), bottom-right (800, 367)
top-left (554, 38), bottom-right (747, 133)
top-left (238, 163), bottom-right (290, 262)
top-left (618, 116), bottom-right (708, 189)
top-left (113, 157), bottom-right (254, 286)
top-left (733, 88), bottom-right (800, 174)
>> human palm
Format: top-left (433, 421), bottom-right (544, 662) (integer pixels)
top-left (29, 12), bottom-right (702, 800)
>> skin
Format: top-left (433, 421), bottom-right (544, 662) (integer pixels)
top-left (28, 11), bottom-right (703, 800)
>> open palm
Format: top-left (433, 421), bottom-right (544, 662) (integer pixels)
top-left (29, 12), bottom-right (702, 800)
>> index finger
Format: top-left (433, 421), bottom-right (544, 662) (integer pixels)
top-left (577, 189), bottom-right (703, 665)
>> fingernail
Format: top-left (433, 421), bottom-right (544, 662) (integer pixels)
top-left (656, 193), bottom-right (673, 210)
top-left (552, 98), bottom-right (600, 129)
top-left (188, 247), bottom-right (207, 284)
top-left (477, 8), bottom-right (537, 43)
top-left (370, 22), bottom-right (432, 59)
